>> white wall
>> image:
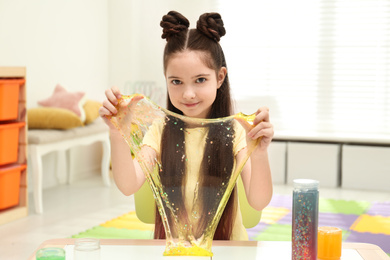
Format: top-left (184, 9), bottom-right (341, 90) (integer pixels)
top-left (0, 0), bottom-right (109, 107)
top-left (1, 0), bottom-right (220, 107)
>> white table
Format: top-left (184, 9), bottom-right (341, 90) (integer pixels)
top-left (29, 239), bottom-right (390, 260)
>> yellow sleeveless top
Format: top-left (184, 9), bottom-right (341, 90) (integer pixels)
top-left (143, 120), bottom-right (248, 240)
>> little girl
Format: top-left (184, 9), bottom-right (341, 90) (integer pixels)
top-left (99, 11), bottom-right (274, 241)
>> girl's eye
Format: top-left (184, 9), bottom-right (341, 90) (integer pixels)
top-left (172, 79), bottom-right (181, 85)
top-left (196, 78), bottom-right (206, 83)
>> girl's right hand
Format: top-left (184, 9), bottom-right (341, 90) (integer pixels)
top-left (99, 86), bottom-right (122, 130)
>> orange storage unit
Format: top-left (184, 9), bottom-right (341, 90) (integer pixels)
top-left (0, 164), bottom-right (26, 210)
top-left (0, 122), bottom-right (25, 165)
top-left (0, 67), bottom-right (27, 225)
top-left (0, 79), bottom-right (24, 121)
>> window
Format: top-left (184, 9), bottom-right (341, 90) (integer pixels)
top-left (217, 0), bottom-right (390, 136)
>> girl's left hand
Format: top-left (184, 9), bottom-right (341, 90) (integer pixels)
top-left (236, 106), bottom-right (274, 152)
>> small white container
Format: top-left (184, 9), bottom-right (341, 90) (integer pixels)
top-left (74, 238), bottom-right (101, 260)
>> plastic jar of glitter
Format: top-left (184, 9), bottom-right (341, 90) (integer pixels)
top-left (292, 179), bottom-right (319, 260)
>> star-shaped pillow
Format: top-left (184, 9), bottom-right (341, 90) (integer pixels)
top-left (38, 84), bottom-right (87, 122)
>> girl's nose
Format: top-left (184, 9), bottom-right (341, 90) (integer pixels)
top-left (183, 86), bottom-right (196, 99)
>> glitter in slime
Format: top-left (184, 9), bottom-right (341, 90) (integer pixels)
top-left (109, 94), bottom-right (259, 256)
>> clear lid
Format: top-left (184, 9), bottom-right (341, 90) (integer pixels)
top-left (293, 179), bottom-right (319, 190)
top-left (74, 238), bottom-right (100, 251)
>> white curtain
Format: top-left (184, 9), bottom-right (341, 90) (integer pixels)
top-left (217, 0), bottom-right (390, 136)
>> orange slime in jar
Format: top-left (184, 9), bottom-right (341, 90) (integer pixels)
top-left (318, 226), bottom-right (342, 260)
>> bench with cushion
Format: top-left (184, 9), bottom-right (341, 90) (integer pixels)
top-left (27, 86), bottom-right (114, 214)
top-left (28, 118), bottom-right (111, 214)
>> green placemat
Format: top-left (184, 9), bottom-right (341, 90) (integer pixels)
top-left (319, 198), bottom-right (370, 215)
top-left (72, 226), bottom-right (153, 239)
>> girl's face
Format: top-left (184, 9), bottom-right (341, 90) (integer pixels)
top-left (165, 50), bottom-right (226, 118)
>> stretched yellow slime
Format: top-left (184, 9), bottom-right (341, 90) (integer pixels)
top-left (110, 94), bottom-right (258, 256)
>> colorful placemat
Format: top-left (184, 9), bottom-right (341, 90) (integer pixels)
top-left (247, 194), bottom-right (390, 256)
top-left (72, 195), bottom-right (390, 255)
top-left (72, 211), bottom-right (154, 239)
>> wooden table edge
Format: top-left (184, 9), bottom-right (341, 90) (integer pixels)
top-left (342, 243), bottom-right (390, 259)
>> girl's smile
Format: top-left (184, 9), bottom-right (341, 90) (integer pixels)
top-left (183, 102), bottom-right (200, 107)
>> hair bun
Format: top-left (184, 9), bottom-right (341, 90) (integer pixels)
top-left (196, 13), bottom-right (226, 42)
top-left (160, 11), bottom-right (190, 41)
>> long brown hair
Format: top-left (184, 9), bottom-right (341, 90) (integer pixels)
top-left (154, 11), bottom-right (237, 240)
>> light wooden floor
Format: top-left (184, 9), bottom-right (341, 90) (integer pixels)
top-left (1, 173), bottom-right (389, 260)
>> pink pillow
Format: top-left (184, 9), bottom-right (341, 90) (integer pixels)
top-left (38, 84), bottom-right (86, 122)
